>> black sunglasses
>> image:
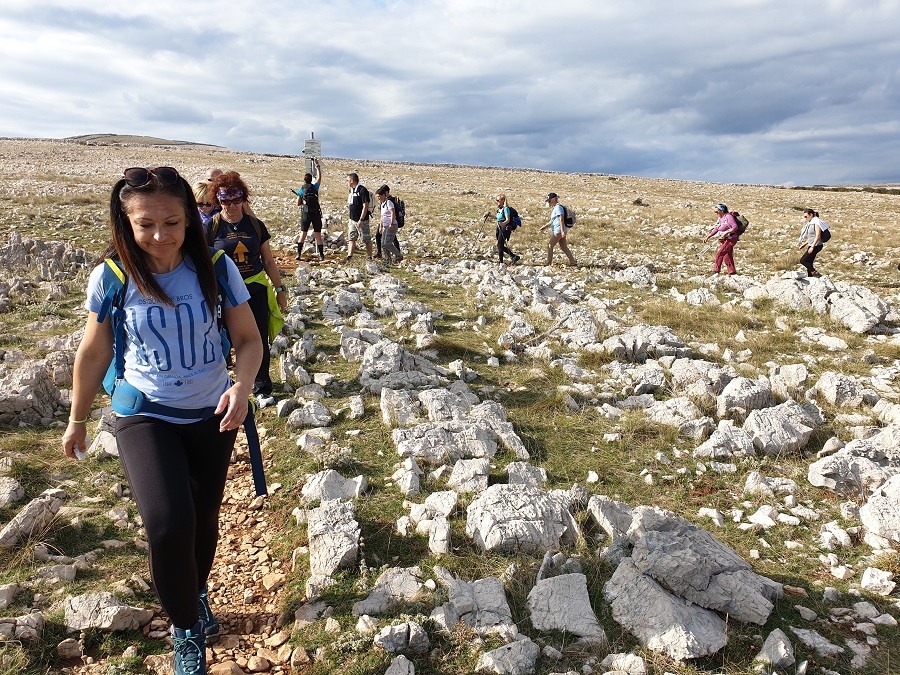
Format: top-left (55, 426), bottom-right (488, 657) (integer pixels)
top-left (197, 202), bottom-right (212, 207)
top-left (123, 166), bottom-right (181, 188)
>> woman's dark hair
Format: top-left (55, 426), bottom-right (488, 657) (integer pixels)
top-left (375, 185), bottom-right (389, 196)
top-left (106, 171), bottom-right (217, 309)
top-left (209, 171), bottom-right (251, 205)
top-left (804, 208), bottom-right (819, 218)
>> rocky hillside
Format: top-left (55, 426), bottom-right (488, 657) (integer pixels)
top-left (1, 138), bottom-right (900, 675)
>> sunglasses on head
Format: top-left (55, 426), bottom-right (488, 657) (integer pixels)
top-left (123, 166), bottom-right (181, 188)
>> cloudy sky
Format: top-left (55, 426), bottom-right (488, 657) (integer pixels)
top-left (1, 0), bottom-right (898, 186)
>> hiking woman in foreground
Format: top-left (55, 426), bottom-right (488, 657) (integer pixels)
top-left (704, 204), bottom-right (739, 275)
top-left (62, 167), bottom-right (262, 675)
top-left (798, 208), bottom-right (829, 277)
top-left (207, 171), bottom-right (287, 409)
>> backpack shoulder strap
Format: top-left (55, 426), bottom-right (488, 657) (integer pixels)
top-left (97, 258), bottom-right (126, 323)
top-left (97, 258), bottom-right (128, 394)
top-left (208, 213), bottom-right (222, 246)
top-left (210, 248), bottom-right (239, 309)
top-left (247, 215), bottom-right (264, 241)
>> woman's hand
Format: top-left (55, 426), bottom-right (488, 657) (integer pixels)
top-left (215, 384), bottom-right (250, 432)
top-left (62, 422), bottom-right (88, 459)
top-left (276, 290), bottom-right (287, 312)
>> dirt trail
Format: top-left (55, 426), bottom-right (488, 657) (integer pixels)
top-left (73, 426), bottom-right (306, 675)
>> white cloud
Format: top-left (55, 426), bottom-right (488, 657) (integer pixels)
top-left (0, 0), bottom-right (898, 184)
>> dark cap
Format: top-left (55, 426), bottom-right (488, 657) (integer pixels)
top-left (545, 192), bottom-right (559, 202)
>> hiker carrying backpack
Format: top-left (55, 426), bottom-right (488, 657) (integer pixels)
top-left (495, 195), bottom-right (522, 265)
top-left (63, 167), bottom-right (269, 675)
top-left (798, 208), bottom-right (830, 277)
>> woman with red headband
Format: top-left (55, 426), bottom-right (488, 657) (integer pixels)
top-left (207, 172), bottom-right (287, 408)
top-left (63, 167), bottom-right (262, 675)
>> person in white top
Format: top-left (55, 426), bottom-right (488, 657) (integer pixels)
top-left (376, 185), bottom-right (402, 265)
top-left (798, 208), bottom-right (829, 277)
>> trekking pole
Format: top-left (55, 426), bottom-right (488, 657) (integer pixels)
top-left (696, 241), bottom-right (714, 258)
top-left (242, 398), bottom-right (268, 496)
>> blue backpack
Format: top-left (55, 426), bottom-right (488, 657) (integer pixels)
top-left (95, 248), bottom-right (268, 495)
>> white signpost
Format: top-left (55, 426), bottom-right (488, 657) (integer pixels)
top-left (302, 134), bottom-right (321, 175)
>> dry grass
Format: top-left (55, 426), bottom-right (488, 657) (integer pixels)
top-left (2, 138), bottom-right (900, 675)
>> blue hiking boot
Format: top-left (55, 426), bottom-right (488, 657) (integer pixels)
top-left (172, 620), bottom-right (206, 675)
top-left (197, 587), bottom-right (220, 642)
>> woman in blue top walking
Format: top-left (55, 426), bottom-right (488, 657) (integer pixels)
top-left (63, 166), bottom-right (262, 675)
top-left (495, 194), bottom-right (520, 265)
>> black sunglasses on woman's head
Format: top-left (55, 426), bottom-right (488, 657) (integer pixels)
top-left (123, 166), bottom-right (181, 188)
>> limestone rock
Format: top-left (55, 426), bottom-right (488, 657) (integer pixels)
top-left (285, 400), bottom-right (332, 429)
top-left (352, 566), bottom-right (427, 616)
top-left (692, 423), bottom-right (755, 459)
top-left (307, 499), bottom-right (360, 577)
top-left (0, 361), bottom-right (62, 426)
top-left (816, 371), bottom-right (865, 408)
top-left (743, 400), bottom-right (814, 456)
top-left (0, 493), bottom-right (62, 548)
top-left (466, 484), bottom-right (579, 553)
top-left (716, 377), bottom-right (775, 421)
top-left (374, 620), bottom-right (429, 654)
top-left (301, 469), bottom-right (367, 504)
top-left (448, 457), bottom-right (490, 493)
top-left (380, 388), bottom-right (424, 428)
top-left (626, 506), bottom-right (782, 624)
top-left (63, 592), bottom-right (153, 631)
top-left (0, 476), bottom-right (24, 507)
top-left (430, 568), bottom-right (516, 637)
top-left (604, 557), bottom-right (727, 660)
top-left (475, 636), bottom-right (540, 675)
top-left (384, 654), bottom-right (415, 675)
top-left (358, 340), bottom-right (447, 394)
top-left (754, 628), bottom-right (795, 669)
top-left (808, 426), bottom-right (900, 497)
top-left (526, 573), bottom-right (606, 641)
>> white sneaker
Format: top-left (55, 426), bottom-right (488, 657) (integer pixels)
top-left (256, 394), bottom-right (275, 409)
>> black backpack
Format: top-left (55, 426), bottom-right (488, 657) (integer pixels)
top-left (820, 227), bottom-right (831, 243)
top-left (300, 183), bottom-right (320, 214)
top-left (389, 196), bottom-right (405, 227)
top-left (507, 207), bottom-right (521, 230)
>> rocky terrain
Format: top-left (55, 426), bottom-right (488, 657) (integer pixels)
top-left (1, 137), bottom-right (900, 675)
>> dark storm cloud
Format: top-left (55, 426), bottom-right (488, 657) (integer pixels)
top-left (1, 0), bottom-right (898, 185)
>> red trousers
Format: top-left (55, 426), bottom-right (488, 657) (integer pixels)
top-left (714, 239), bottom-right (736, 274)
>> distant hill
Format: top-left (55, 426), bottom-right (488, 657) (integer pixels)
top-left (65, 133), bottom-right (221, 148)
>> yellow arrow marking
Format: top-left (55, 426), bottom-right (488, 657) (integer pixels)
top-left (234, 241), bottom-right (249, 264)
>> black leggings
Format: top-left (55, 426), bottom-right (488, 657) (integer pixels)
top-left (246, 283), bottom-right (272, 396)
top-left (116, 414), bottom-right (237, 629)
top-left (800, 244), bottom-right (823, 275)
top-left (497, 226), bottom-right (514, 262)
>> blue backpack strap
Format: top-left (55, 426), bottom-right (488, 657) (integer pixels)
top-left (210, 248), bottom-right (239, 308)
top-left (98, 259), bottom-right (127, 394)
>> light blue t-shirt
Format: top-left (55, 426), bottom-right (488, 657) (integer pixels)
top-left (86, 255), bottom-right (251, 423)
top-left (551, 203), bottom-right (566, 234)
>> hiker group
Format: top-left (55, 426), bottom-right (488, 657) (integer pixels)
top-left (59, 159), bottom-right (835, 675)
top-left (701, 203), bottom-right (829, 278)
